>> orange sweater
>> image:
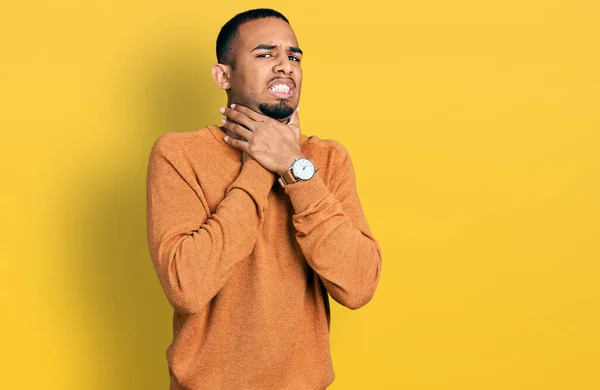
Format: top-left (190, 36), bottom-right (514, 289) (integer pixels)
top-left (146, 124), bottom-right (382, 389)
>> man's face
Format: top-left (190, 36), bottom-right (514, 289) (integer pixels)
top-left (227, 17), bottom-right (303, 120)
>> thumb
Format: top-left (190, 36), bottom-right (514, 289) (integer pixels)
top-left (288, 107), bottom-right (300, 127)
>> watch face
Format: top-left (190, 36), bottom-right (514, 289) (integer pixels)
top-left (292, 158), bottom-right (315, 180)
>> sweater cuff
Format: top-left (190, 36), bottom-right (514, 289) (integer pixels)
top-left (226, 159), bottom-right (276, 207)
top-left (283, 171), bottom-right (331, 213)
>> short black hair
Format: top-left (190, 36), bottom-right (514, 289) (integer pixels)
top-left (216, 8), bottom-right (290, 68)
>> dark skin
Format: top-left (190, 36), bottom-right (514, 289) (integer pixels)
top-left (211, 18), bottom-right (306, 175)
top-left (220, 104), bottom-right (303, 175)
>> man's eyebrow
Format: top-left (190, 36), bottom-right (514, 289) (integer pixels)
top-left (251, 44), bottom-right (277, 52)
top-left (250, 44), bottom-right (303, 55)
top-left (289, 46), bottom-right (303, 55)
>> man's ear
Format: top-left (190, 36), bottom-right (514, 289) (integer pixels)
top-left (211, 63), bottom-right (232, 90)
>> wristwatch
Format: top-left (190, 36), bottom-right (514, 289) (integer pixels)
top-left (278, 157), bottom-right (318, 188)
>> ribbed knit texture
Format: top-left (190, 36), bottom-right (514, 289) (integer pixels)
top-left (146, 125), bottom-right (382, 389)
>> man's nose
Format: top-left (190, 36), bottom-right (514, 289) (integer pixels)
top-left (273, 55), bottom-right (293, 74)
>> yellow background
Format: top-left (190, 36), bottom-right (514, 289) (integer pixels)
top-left (1, 0), bottom-right (599, 388)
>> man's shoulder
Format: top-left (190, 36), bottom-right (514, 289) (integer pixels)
top-left (150, 126), bottom-right (219, 156)
top-left (303, 135), bottom-right (351, 164)
top-left (152, 126), bottom-right (215, 148)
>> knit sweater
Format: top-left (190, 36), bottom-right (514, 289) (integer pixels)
top-left (146, 124), bottom-right (382, 389)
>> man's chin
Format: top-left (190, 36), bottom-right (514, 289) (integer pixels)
top-left (258, 100), bottom-right (295, 120)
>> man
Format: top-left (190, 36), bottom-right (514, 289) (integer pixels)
top-left (146, 8), bottom-right (382, 389)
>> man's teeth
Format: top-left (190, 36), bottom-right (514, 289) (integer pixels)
top-left (270, 84), bottom-right (291, 93)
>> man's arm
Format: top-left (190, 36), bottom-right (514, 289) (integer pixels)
top-left (219, 105), bottom-right (382, 309)
top-left (284, 143), bottom-right (383, 310)
top-left (146, 134), bottom-right (275, 314)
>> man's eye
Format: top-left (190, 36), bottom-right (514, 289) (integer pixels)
top-left (257, 53), bottom-right (272, 58)
top-left (289, 56), bottom-right (300, 62)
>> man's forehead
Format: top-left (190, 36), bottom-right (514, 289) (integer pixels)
top-left (236, 18), bottom-right (298, 49)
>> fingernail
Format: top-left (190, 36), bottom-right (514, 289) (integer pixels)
top-left (230, 103), bottom-right (236, 108)
top-left (224, 136), bottom-right (229, 142)
top-left (219, 107), bottom-right (225, 114)
top-left (220, 118), bottom-right (226, 125)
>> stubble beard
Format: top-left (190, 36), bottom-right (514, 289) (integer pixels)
top-left (259, 99), bottom-right (295, 120)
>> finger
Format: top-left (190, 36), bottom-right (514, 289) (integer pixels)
top-left (221, 107), bottom-right (256, 130)
top-left (288, 108), bottom-right (301, 140)
top-left (230, 103), bottom-right (268, 122)
top-left (224, 134), bottom-right (250, 152)
top-left (288, 107), bottom-right (300, 127)
top-left (221, 118), bottom-right (254, 141)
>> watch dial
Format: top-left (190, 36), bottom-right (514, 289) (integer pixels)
top-left (292, 159), bottom-right (315, 180)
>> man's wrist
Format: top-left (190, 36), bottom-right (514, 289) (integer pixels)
top-left (277, 154), bottom-right (306, 176)
top-left (277, 155), bottom-right (319, 188)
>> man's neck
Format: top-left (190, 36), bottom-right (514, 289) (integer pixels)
top-left (224, 102), bottom-right (291, 125)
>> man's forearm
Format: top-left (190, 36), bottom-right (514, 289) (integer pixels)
top-left (284, 148), bottom-right (382, 310)
top-left (147, 137), bottom-right (275, 314)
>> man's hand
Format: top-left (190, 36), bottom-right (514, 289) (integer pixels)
top-left (220, 104), bottom-right (304, 175)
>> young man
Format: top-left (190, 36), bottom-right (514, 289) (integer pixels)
top-left (146, 8), bottom-right (382, 389)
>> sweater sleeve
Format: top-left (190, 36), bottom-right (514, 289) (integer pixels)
top-left (146, 135), bottom-right (276, 314)
top-left (283, 144), bottom-right (382, 310)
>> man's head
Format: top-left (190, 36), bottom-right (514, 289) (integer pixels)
top-left (211, 9), bottom-right (303, 121)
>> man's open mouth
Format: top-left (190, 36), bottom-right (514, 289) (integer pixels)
top-left (267, 79), bottom-right (295, 98)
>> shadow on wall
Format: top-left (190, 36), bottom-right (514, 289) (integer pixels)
top-left (68, 39), bottom-right (222, 389)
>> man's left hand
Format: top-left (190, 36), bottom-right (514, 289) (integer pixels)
top-left (221, 104), bottom-right (304, 175)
